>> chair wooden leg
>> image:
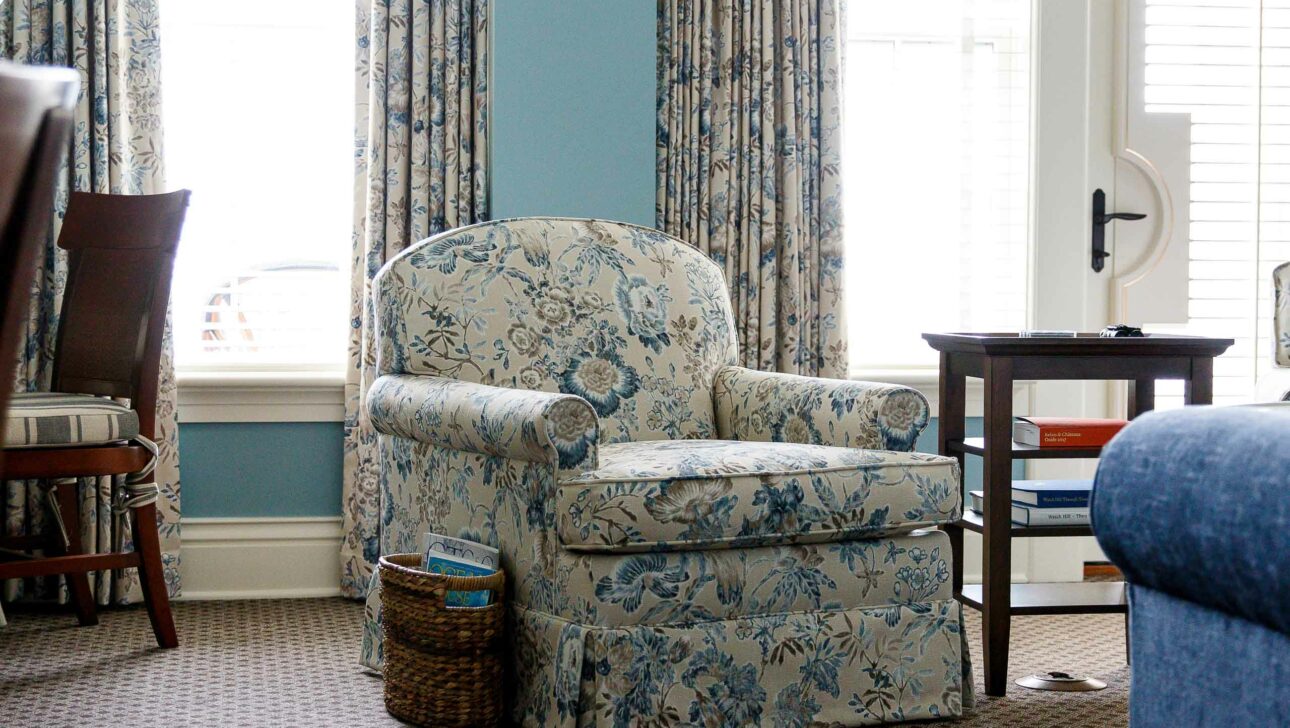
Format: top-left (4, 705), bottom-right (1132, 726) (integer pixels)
top-left (51, 480), bottom-right (98, 626)
top-left (131, 501), bottom-right (177, 648)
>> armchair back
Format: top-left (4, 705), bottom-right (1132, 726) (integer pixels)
top-left (373, 217), bottom-right (739, 442)
top-left (1276, 261), bottom-right (1290, 367)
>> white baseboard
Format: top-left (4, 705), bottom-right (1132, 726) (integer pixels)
top-left (178, 517), bottom-right (342, 600)
top-left (962, 572), bottom-right (1029, 585)
top-left (174, 516), bottom-right (1037, 599)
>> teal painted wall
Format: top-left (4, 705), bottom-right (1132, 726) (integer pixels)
top-left (179, 415), bottom-right (997, 518)
top-left (179, 423), bottom-right (343, 518)
top-left (489, 0), bottom-right (657, 226)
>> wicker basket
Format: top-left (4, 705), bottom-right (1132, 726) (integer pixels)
top-left (379, 552), bottom-right (506, 728)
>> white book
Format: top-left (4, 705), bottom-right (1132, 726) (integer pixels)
top-left (1011, 502), bottom-right (1089, 527)
top-left (968, 491), bottom-right (1089, 526)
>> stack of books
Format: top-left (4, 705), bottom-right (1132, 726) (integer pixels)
top-left (969, 480), bottom-right (1093, 526)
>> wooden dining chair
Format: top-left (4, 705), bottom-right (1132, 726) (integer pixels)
top-left (0, 61), bottom-right (78, 434)
top-left (0, 190), bottom-right (190, 648)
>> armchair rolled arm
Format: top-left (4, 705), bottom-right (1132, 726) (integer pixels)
top-left (367, 375), bottom-right (600, 477)
top-left (713, 366), bottom-right (930, 452)
top-left (1093, 405), bottom-right (1290, 637)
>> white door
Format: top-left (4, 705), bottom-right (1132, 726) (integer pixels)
top-left (1024, 0), bottom-right (1201, 582)
top-left (1108, 0), bottom-right (1193, 331)
top-left (1021, 0), bottom-right (1118, 583)
top-left (1027, 0), bottom-right (1245, 582)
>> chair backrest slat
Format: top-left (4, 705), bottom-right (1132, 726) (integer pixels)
top-left (51, 190), bottom-right (190, 439)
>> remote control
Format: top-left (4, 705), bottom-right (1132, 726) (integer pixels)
top-left (1019, 330), bottom-right (1077, 338)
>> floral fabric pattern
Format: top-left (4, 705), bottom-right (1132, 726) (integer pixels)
top-left (2, 0), bottom-right (181, 607)
top-left (367, 374), bottom-right (598, 479)
top-left (514, 598), bottom-right (968, 728)
top-left (560, 439), bottom-right (960, 552)
top-left (556, 530), bottom-right (957, 628)
top-left (715, 367), bottom-right (932, 452)
top-left (360, 218), bottom-right (971, 725)
top-left (371, 218), bottom-right (740, 442)
top-left (657, 0), bottom-right (848, 378)
top-left (342, 0), bottom-right (490, 597)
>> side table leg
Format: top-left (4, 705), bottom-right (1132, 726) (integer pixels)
top-left (938, 352), bottom-right (967, 598)
top-left (948, 523), bottom-right (965, 598)
top-left (1185, 357), bottom-right (1214, 406)
top-left (982, 356), bottom-right (1014, 697)
top-left (1128, 378), bottom-right (1155, 420)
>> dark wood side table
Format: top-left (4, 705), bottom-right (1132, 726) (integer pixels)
top-left (922, 332), bottom-right (1233, 696)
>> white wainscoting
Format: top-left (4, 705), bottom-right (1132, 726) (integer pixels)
top-left (178, 517), bottom-right (343, 600)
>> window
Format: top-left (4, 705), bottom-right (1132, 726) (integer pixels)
top-left (161, 0), bottom-right (351, 371)
top-left (842, 1), bottom-right (1031, 372)
top-left (1143, 0), bottom-right (1288, 406)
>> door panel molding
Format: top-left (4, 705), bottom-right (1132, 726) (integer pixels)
top-left (1110, 0), bottom-right (1191, 325)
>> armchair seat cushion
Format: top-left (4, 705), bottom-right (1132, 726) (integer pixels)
top-left (558, 439), bottom-right (960, 552)
top-left (3, 392), bottom-right (139, 448)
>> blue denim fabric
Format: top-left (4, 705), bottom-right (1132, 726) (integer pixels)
top-left (1092, 405), bottom-right (1290, 637)
top-left (1128, 584), bottom-right (1290, 727)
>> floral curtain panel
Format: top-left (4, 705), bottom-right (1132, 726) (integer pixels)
top-left (342, 0), bottom-right (489, 597)
top-left (657, 0), bottom-right (848, 378)
top-left (1, 0), bottom-right (181, 608)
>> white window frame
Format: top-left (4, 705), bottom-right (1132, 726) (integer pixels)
top-left (844, 4), bottom-right (1032, 414)
top-left (161, 0), bottom-right (352, 418)
top-left (843, 3), bottom-right (1033, 384)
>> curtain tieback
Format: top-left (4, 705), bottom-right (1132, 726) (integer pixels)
top-left (46, 435), bottom-right (160, 556)
top-left (111, 435), bottom-right (161, 554)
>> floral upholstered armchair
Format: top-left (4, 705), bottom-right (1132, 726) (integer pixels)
top-left (1273, 262), bottom-right (1290, 400)
top-left (360, 217), bottom-right (972, 726)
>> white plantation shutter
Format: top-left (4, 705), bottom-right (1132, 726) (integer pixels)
top-left (1144, 0), bottom-right (1290, 405)
top-left (843, 1), bottom-right (1031, 370)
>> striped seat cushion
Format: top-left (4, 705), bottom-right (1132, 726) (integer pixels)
top-left (3, 392), bottom-right (139, 448)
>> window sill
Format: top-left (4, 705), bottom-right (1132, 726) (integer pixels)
top-left (849, 367), bottom-right (941, 388)
top-left (176, 370), bottom-right (346, 424)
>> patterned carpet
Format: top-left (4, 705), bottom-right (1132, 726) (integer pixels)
top-left (0, 598), bottom-right (1128, 727)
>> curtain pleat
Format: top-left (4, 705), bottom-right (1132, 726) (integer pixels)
top-left (657, 0), bottom-right (847, 377)
top-left (1, 0), bottom-right (181, 608)
top-left (342, 0), bottom-right (489, 598)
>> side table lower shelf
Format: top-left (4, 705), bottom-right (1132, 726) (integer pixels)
top-left (958, 582), bottom-right (1127, 615)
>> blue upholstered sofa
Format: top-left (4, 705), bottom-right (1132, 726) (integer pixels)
top-left (1092, 404), bottom-right (1290, 726)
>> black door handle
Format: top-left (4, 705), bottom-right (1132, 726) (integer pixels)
top-left (1091, 188), bottom-right (1146, 273)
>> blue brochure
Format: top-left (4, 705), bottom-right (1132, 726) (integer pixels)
top-left (423, 553), bottom-right (495, 608)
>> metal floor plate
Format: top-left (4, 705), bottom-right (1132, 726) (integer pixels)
top-left (1017, 671), bottom-right (1109, 692)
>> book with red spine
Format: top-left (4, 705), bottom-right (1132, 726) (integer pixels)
top-left (1012, 416), bottom-right (1127, 448)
